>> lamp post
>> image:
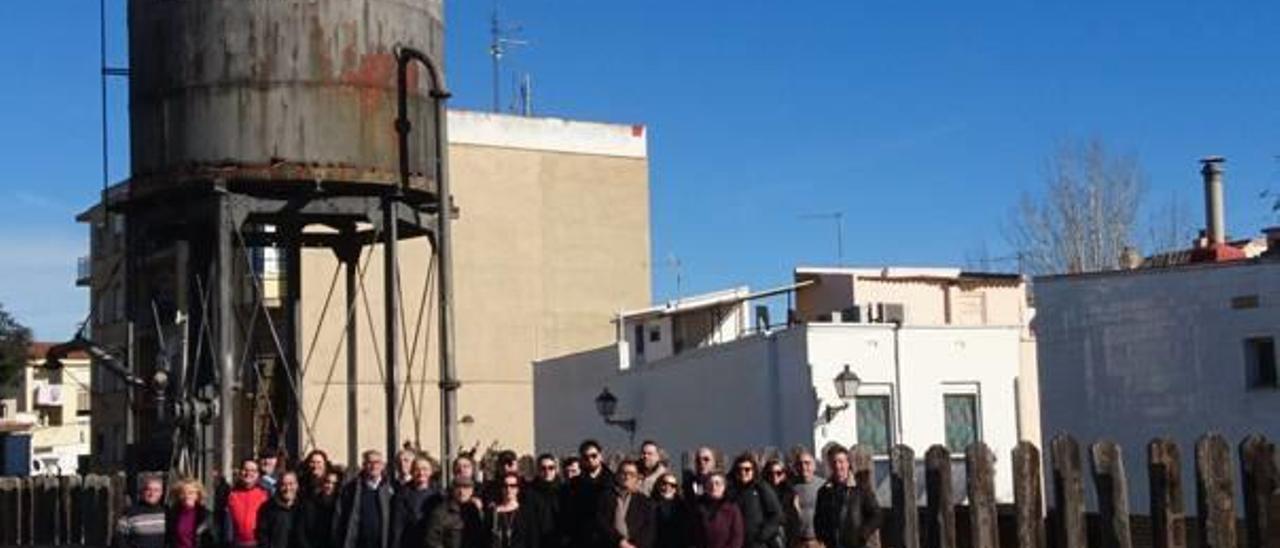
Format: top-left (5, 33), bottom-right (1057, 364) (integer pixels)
top-left (822, 364), bottom-right (861, 424)
top-left (595, 388), bottom-right (637, 445)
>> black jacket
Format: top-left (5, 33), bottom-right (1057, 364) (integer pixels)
top-left (651, 498), bottom-right (690, 548)
top-left (813, 482), bottom-right (881, 548)
top-left (256, 498), bottom-right (300, 548)
top-left (335, 478), bottom-right (396, 548)
top-left (728, 481), bottom-right (783, 548)
top-left (525, 480), bottom-right (562, 547)
top-left (297, 495), bottom-right (338, 548)
top-left (485, 506), bottom-right (541, 548)
top-left (594, 490), bottom-right (655, 548)
top-left (564, 469), bottom-right (614, 547)
top-left (391, 486), bottom-right (442, 548)
top-left (165, 504), bottom-right (218, 548)
top-left (424, 499), bottom-right (486, 548)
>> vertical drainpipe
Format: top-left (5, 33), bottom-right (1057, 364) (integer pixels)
top-left (216, 186), bottom-right (235, 480)
top-left (891, 320), bottom-right (904, 444)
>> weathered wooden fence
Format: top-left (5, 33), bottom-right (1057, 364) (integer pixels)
top-left (3, 433), bottom-right (1279, 548)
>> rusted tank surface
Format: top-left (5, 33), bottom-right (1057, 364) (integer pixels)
top-left (128, 0), bottom-right (444, 192)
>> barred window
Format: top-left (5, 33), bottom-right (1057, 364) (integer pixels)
top-left (855, 396), bottom-right (893, 455)
top-left (944, 394), bottom-right (980, 453)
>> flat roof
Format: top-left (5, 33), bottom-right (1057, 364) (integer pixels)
top-left (447, 110), bottom-right (647, 159)
top-left (795, 266), bottom-right (1021, 282)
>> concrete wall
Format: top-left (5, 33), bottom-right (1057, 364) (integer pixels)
top-left (1035, 259), bottom-right (1280, 513)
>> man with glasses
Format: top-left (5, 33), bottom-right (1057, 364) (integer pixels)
top-left (425, 476), bottom-right (484, 548)
top-left (391, 457), bottom-right (442, 548)
top-left (786, 449), bottom-right (823, 548)
top-left (595, 460), bottom-right (654, 548)
top-left (565, 440), bottom-right (614, 547)
top-left (682, 447), bottom-right (718, 498)
top-left (813, 445), bottom-right (881, 548)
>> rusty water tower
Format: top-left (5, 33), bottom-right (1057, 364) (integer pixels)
top-left (113, 0), bottom-right (456, 479)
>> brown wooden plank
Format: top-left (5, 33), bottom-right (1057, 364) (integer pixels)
top-left (0, 476), bottom-right (20, 546)
top-left (924, 445), bottom-right (956, 548)
top-left (965, 442), bottom-right (998, 548)
top-left (1050, 434), bottom-right (1087, 548)
top-left (1195, 433), bottom-right (1238, 548)
top-left (1090, 440), bottom-right (1134, 548)
top-left (891, 444), bottom-right (921, 548)
top-left (1013, 441), bottom-right (1045, 548)
top-left (1240, 434), bottom-right (1278, 548)
top-left (851, 445), bottom-right (881, 548)
top-left (1148, 438), bottom-right (1187, 548)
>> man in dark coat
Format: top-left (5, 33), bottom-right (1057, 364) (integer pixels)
top-left (424, 476), bottom-right (485, 548)
top-left (727, 455), bottom-right (783, 548)
top-left (564, 440), bottom-right (615, 547)
top-left (813, 446), bottom-right (881, 548)
top-left (526, 454), bottom-right (564, 547)
top-left (256, 472), bottom-right (302, 548)
top-left (594, 460), bottom-right (654, 548)
top-left (391, 457), bottom-right (442, 548)
top-left (336, 451), bottom-right (396, 548)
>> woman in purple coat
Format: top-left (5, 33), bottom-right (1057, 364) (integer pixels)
top-left (692, 473), bottom-right (743, 548)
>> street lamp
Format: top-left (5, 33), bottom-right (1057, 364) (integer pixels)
top-left (595, 388), bottom-right (637, 440)
top-left (822, 364), bottom-right (861, 424)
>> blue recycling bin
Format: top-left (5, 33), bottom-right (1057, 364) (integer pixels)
top-left (0, 433), bottom-right (32, 476)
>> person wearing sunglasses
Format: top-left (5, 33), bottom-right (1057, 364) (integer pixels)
top-left (649, 473), bottom-right (688, 548)
top-left (527, 454), bottom-right (565, 548)
top-left (813, 445), bottom-right (881, 548)
top-left (681, 447), bottom-right (718, 498)
top-left (691, 473), bottom-right (742, 548)
top-left (564, 440), bottom-right (614, 547)
top-left (486, 472), bottom-right (540, 548)
top-left (727, 454), bottom-right (784, 548)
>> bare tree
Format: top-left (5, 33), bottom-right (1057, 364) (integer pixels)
top-left (1144, 190), bottom-right (1197, 255)
top-left (1005, 138), bottom-right (1146, 275)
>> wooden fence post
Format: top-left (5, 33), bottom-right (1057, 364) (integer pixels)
top-left (0, 476), bottom-right (20, 546)
top-left (1050, 434), bottom-right (1087, 548)
top-left (1195, 433), bottom-right (1238, 548)
top-left (1090, 440), bottom-right (1133, 548)
top-left (966, 442), bottom-right (998, 548)
top-left (1240, 434), bottom-right (1278, 548)
top-left (83, 474), bottom-right (114, 548)
top-left (1013, 441), bottom-right (1045, 548)
top-left (64, 474), bottom-right (83, 545)
top-left (891, 444), bottom-right (920, 548)
top-left (1148, 438), bottom-right (1187, 548)
top-left (924, 445), bottom-right (956, 548)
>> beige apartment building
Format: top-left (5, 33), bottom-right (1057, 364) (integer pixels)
top-left (0, 344), bottom-right (93, 475)
top-left (79, 111), bottom-right (652, 468)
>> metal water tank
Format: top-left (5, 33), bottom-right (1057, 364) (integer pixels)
top-left (128, 0), bottom-right (444, 192)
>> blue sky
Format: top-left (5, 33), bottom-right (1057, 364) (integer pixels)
top-left (3, 1), bottom-right (1280, 339)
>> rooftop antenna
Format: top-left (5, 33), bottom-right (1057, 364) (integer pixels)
top-left (800, 212), bottom-right (845, 266)
top-left (489, 0), bottom-right (527, 113)
top-left (665, 253), bottom-right (683, 304)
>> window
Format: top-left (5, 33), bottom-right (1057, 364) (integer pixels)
top-left (855, 396), bottom-right (893, 455)
top-left (1245, 337), bottom-right (1278, 388)
top-left (944, 394), bottom-right (980, 452)
top-left (77, 390), bottom-right (91, 416)
top-left (649, 325), bottom-right (661, 343)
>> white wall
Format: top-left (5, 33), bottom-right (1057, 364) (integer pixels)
top-left (535, 323), bottom-right (1026, 502)
top-left (806, 324), bottom-right (1023, 502)
top-left (1036, 260), bottom-right (1280, 513)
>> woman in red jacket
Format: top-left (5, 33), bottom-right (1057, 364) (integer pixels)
top-left (692, 473), bottom-right (743, 548)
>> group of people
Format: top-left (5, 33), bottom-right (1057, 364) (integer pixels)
top-left (113, 439), bottom-right (881, 548)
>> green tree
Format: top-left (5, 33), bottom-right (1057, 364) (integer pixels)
top-left (0, 303), bottom-right (33, 385)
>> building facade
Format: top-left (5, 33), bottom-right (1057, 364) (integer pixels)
top-left (0, 344), bottom-right (93, 475)
top-left (78, 111), bottom-right (652, 469)
top-left (535, 266), bottom-right (1038, 502)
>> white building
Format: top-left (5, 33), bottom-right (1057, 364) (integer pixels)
top-left (1033, 157), bottom-right (1280, 512)
top-left (0, 343), bottom-right (93, 475)
top-left (535, 266), bottom-right (1039, 502)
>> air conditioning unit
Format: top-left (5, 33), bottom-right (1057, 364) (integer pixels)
top-left (880, 303), bottom-right (906, 324)
top-left (35, 384), bottom-right (64, 407)
top-left (840, 307), bottom-right (861, 323)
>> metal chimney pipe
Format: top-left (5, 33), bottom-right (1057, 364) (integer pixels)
top-left (1200, 156), bottom-right (1226, 246)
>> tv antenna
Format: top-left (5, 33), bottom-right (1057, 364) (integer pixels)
top-left (489, 1), bottom-right (528, 113)
top-left (799, 211), bottom-right (845, 266)
top-left (665, 253), bottom-right (683, 303)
